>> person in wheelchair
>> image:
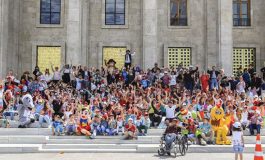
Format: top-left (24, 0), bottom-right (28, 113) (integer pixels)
top-left (163, 118), bottom-right (182, 155)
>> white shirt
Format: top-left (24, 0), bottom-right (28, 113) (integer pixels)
top-left (53, 71), bottom-right (61, 80)
top-left (169, 75), bottom-right (177, 86)
top-left (232, 131), bottom-right (243, 146)
top-left (165, 105), bottom-right (176, 118)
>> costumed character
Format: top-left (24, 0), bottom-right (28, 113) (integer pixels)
top-left (77, 109), bottom-right (92, 138)
top-left (17, 94), bottom-right (35, 128)
top-left (210, 102), bottom-right (231, 145)
top-left (104, 59), bottom-right (117, 85)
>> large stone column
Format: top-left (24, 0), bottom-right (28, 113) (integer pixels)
top-left (206, 0), bottom-right (219, 68)
top-left (0, 0), bottom-right (9, 78)
top-left (81, 0), bottom-right (89, 66)
top-left (66, 0), bottom-right (82, 65)
top-left (218, 0), bottom-right (233, 76)
top-left (142, 0), bottom-right (157, 70)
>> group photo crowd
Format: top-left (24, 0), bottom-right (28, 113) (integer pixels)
top-left (0, 52), bottom-right (265, 147)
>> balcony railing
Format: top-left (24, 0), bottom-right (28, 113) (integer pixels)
top-left (233, 18), bottom-right (251, 26)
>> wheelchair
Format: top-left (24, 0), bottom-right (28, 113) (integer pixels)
top-left (157, 133), bottom-right (188, 157)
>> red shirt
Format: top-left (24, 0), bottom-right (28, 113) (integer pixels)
top-left (125, 124), bottom-right (136, 133)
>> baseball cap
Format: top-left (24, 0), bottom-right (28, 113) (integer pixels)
top-left (233, 122), bottom-right (241, 129)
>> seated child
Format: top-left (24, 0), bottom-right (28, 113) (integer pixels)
top-left (52, 114), bottom-right (64, 136)
top-left (136, 112), bottom-right (150, 136)
top-left (66, 114), bottom-right (76, 135)
top-left (106, 114), bottom-right (117, 136)
top-left (123, 118), bottom-right (137, 140)
top-left (116, 115), bottom-right (125, 135)
top-left (90, 115), bottom-right (102, 137)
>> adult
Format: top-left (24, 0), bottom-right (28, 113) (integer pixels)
top-left (207, 66), bottom-right (220, 90)
top-left (124, 50), bottom-right (135, 69)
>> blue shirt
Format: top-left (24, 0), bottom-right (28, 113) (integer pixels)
top-left (199, 123), bottom-right (211, 133)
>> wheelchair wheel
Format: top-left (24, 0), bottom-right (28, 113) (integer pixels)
top-left (182, 136), bottom-right (189, 152)
top-left (158, 148), bottom-right (165, 156)
top-left (173, 142), bottom-right (177, 158)
top-left (178, 141), bottom-right (186, 156)
top-left (179, 139), bottom-right (187, 156)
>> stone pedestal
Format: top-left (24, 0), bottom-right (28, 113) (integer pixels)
top-left (218, 0), bottom-right (233, 76)
top-left (143, 0), bottom-right (157, 70)
top-left (66, 0), bottom-right (82, 65)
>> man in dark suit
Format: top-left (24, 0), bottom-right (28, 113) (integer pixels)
top-left (124, 50), bottom-right (135, 69)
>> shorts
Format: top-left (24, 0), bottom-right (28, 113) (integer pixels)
top-left (233, 145), bottom-right (244, 153)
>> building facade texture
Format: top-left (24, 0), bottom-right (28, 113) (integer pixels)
top-left (0, 0), bottom-right (265, 78)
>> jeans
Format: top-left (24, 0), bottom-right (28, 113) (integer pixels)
top-left (165, 133), bottom-right (176, 151)
top-left (3, 111), bottom-right (15, 120)
top-left (39, 115), bottom-right (51, 126)
top-left (66, 125), bottom-right (76, 134)
top-left (210, 78), bottom-right (218, 90)
top-left (184, 82), bottom-right (193, 91)
top-left (249, 124), bottom-right (261, 135)
top-left (55, 125), bottom-right (64, 134)
top-left (137, 125), bottom-right (148, 134)
top-left (106, 128), bottom-right (117, 135)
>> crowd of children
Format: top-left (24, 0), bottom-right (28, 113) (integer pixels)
top-left (0, 62), bottom-right (264, 143)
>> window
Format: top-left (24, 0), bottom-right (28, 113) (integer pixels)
top-left (103, 47), bottom-right (126, 69)
top-left (37, 46), bottom-right (61, 72)
top-left (105, 0), bottom-right (125, 25)
top-left (233, 0), bottom-right (251, 26)
top-left (40, 0), bottom-right (61, 24)
top-left (168, 48), bottom-right (191, 68)
top-left (233, 48), bottom-right (255, 75)
top-left (170, 0), bottom-right (187, 26)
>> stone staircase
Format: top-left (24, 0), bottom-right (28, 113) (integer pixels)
top-left (0, 128), bottom-right (264, 154)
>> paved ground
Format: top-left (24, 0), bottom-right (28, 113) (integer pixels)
top-left (0, 153), bottom-right (254, 160)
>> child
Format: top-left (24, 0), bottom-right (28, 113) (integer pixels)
top-left (52, 114), bottom-right (64, 136)
top-left (66, 114), bottom-right (76, 135)
top-left (106, 114), bottom-right (117, 135)
top-left (232, 122), bottom-right (244, 160)
top-left (116, 115), bottom-right (125, 135)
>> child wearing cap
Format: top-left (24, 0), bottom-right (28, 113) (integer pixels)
top-left (106, 114), bottom-right (117, 136)
top-left (232, 121), bottom-right (244, 160)
top-left (116, 115), bottom-right (125, 135)
top-left (136, 112), bottom-right (150, 136)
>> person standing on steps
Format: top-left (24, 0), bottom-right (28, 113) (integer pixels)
top-left (124, 50), bottom-right (135, 70)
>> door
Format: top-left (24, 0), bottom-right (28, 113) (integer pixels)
top-left (37, 46), bottom-right (61, 73)
top-left (103, 47), bottom-right (126, 69)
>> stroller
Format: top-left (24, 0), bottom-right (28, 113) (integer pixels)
top-left (158, 133), bottom-right (189, 157)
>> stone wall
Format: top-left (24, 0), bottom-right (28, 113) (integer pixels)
top-left (0, 0), bottom-right (264, 77)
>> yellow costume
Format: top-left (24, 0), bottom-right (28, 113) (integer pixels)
top-left (210, 105), bottom-right (231, 145)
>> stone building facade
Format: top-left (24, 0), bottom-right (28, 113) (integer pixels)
top-left (0, 0), bottom-right (265, 78)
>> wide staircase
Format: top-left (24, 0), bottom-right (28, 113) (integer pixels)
top-left (0, 128), bottom-right (264, 154)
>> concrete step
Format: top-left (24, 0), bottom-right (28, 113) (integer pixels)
top-left (0, 144), bottom-right (263, 153)
top-left (0, 135), bottom-right (263, 144)
top-left (42, 144), bottom-right (137, 149)
top-left (0, 128), bottom-right (51, 135)
top-left (0, 128), bottom-right (162, 136)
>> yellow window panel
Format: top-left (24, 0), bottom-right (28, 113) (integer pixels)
top-left (168, 47), bottom-right (191, 68)
top-left (103, 47), bottom-right (126, 69)
top-left (232, 48), bottom-right (255, 75)
top-left (37, 46), bottom-right (61, 73)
